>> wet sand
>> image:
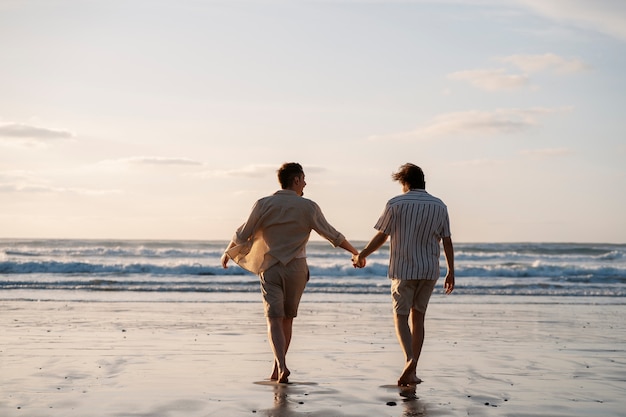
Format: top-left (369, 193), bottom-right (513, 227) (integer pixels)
top-left (1, 297), bottom-right (625, 416)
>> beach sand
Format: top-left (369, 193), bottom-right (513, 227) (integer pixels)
top-left (1, 296), bottom-right (625, 416)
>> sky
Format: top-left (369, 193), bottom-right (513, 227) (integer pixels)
top-left (1, 0), bottom-right (625, 243)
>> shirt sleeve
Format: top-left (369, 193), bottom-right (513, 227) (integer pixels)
top-left (374, 202), bottom-right (393, 235)
top-left (232, 199), bottom-right (263, 245)
top-left (440, 209), bottom-right (451, 238)
top-left (310, 201), bottom-right (345, 247)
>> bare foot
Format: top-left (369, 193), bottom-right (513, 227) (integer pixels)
top-left (397, 359), bottom-right (419, 386)
top-left (278, 369), bottom-right (290, 384)
top-left (410, 375), bottom-right (423, 385)
top-left (270, 361), bottom-right (290, 382)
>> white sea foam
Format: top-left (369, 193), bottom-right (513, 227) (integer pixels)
top-left (1, 239), bottom-right (625, 299)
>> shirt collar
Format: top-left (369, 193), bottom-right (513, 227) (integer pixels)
top-left (274, 189), bottom-right (299, 196)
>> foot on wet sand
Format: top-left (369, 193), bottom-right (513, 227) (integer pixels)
top-left (270, 363), bottom-right (290, 383)
top-left (278, 369), bottom-right (291, 384)
top-left (397, 359), bottom-right (421, 386)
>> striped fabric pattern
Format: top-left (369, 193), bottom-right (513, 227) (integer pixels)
top-left (374, 190), bottom-right (450, 280)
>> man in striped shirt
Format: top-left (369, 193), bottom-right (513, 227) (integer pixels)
top-left (353, 163), bottom-right (455, 386)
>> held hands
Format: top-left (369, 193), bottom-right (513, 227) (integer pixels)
top-left (352, 253), bottom-right (366, 269)
top-left (352, 250), bottom-right (455, 295)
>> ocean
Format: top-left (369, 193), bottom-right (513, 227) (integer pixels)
top-left (1, 239), bottom-right (625, 303)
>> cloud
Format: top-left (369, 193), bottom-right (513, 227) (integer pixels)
top-left (447, 69), bottom-right (529, 91)
top-left (185, 164), bottom-right (273, 180)
top-left (436, 0), bottom-right (626, 41)
top-left (0, 123), bottom-right (74, 146)
top-left (514, 0), bottom-right (626, 42)
top-left (99, 156), bottom-right (205, 168)
top-left (520, 147), bottom-right (574, 158)
top-left (0, 182), bottom-right (121, 195)
top-left (0, 170), bottom-right (37, 182)
top-left (499, 53), bottom-right (590, 73)
top-left (223, 165), bottom-right (280, 177)
top-left (189, 164), bottom-right (326, 180)
top-left (0, 169), bottom-right (121, 195)
top-left (448, 53), bottom-right (588, 92)
top-left (450, 159), bottom-right (507, 167)
top-left (295, 0), bottom-right (626, 43)
top-left (369, 107), bottom-right (568, 141)
top-left (0, 169), bottom-right (120, 195)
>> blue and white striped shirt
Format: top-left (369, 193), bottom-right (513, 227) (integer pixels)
top-left (374, 189), bottom-right (451, 280)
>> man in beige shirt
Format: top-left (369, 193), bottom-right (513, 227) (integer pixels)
top-left (221, 162), bottom-right (359, 383)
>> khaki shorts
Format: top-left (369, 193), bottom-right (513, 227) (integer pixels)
top-left (391, 279), bottom-right (438, 315)
top-left (259, 258), bottom-right (309, 318)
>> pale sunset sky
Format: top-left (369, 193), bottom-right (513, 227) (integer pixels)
top-left (1, 0), bottom-right (625, 243)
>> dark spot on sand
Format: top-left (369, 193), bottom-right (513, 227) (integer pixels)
top-left (386, 401), bottom-right (397, 406)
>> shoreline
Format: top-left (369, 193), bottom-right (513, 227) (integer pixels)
top-left (1, 289), bottom-right (625, 305)
top-left (1, 298), bottom-right (625, 416)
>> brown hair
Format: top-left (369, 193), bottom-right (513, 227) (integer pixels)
top-left (277, 162), bottom-right (304, 189)
top-left (392, 163), bottom-right (425, 189)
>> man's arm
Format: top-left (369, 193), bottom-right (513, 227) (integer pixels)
top-left (338, 239), bottom-right (359, 256)
top-left (353, 231), bottom-right (389, 268)
top-left (442, 236), bottom-right (455, 294)
top-left (221, 200), bottom-right (264, 269)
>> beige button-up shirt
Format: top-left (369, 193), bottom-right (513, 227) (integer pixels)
top-left (226, 190), bottom-right (346, 274)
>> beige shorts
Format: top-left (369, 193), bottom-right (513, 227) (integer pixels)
top-left (391, 279), bottom-right (438, 315)
top-left (259, 258), bottom-right (309, 318)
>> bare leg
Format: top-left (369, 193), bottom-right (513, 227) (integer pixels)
top-left (395, 313), bottom-right (416, 386)
top-left (268, 317), bottom-right (293, 383)
top-left (411, 308), bottom-right (426, 365)
top-left (395, 310), bottom-right (425, 386)
top-left (409, 308), bottom-right (425, 384)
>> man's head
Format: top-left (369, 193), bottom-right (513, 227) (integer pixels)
top-left (392, 163), bottom-right (425, 190)
top-left (277, 162), bottom-right (306, 195)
